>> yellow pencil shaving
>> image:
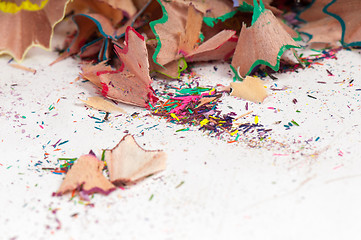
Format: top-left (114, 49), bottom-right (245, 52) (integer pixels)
top-left (200, 118), bottom-right (209, 126)
top-left (170, 113), bottom-right (179, 121)
top-left (230, 129), bottom-right (238, 136)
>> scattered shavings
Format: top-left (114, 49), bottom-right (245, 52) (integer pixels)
top-left (296, 0), bottom-right (342, 47)
top-left (105, 134), bottom-right (167, 185)
top-left (55, 154), bottom-right (116, 196)
top-left (230, 76), bottom-right (268, 103)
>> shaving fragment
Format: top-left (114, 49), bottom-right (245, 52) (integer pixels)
top-left (307, 95), bottom-right (317, 99)
top-left (9, 63), bottom-right (36, 74)
top-left (105, 135), bottom-right (167, 184)
top-left (297, 0), bottom-right (329, 22)
top-left (175, 181), bottom-right (184, 188)
top-left (196, 97), bottom-right (217, 108)
top-left (179, 0), bottom-right (234, 18)
top-left (149, 0), bottom-right (236, 77)
top-left (55, 154), bottom-right (116, 196)
top-left (299, 17), bottom-right (341, 47)
top-left (239, 0), bottom-right (282, 15)
top-left (51, 13), bottom-right (118, 64)
top-left (178, 3), bottom-right (203, 55)
top-left (150, 0), bottom-right (199, 66)
top-left (324, 0), bottom-right (361, 46)
top-left (230, 76), bottom-right (268, 103)
top-left (81, 27), bottom-right (157, 107)
top-left (0, 0), bottom-right (70, 61)
top-left (233, 110), bottom-right (253, 122)
top-left (185, 30), bottom-right (237, 63)
top-left (81, 96), bottom-right (126, 113)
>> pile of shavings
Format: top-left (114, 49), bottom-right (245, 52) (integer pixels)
top-left (70, 0), bottom-right (303, 109)
top-left (1, 0), bottom-right (359, 73)
top-left (3, 0), bottom-right (358, 110)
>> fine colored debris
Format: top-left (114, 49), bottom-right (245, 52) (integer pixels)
top-left (105, 135), bottom-right (167, 184)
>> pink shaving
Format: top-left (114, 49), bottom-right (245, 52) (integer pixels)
top-left (170, 95), bottom-right (200, 114)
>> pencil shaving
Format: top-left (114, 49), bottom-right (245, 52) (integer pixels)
top-left (56, 154), bottom-right (116, 196)
top-left (231, 2), bottom-right (298, 77)
top-left (81, 96), bottom-right (126, 114)
top-left (230, 76), bottom-right (268, 103)
top-left (105, 135), bottom-right (167, 184)
top-left (9, 63), bottom-right (36, 74)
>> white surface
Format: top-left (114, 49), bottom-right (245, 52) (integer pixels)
top-left (1, 40), bottom-right (361, 239)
